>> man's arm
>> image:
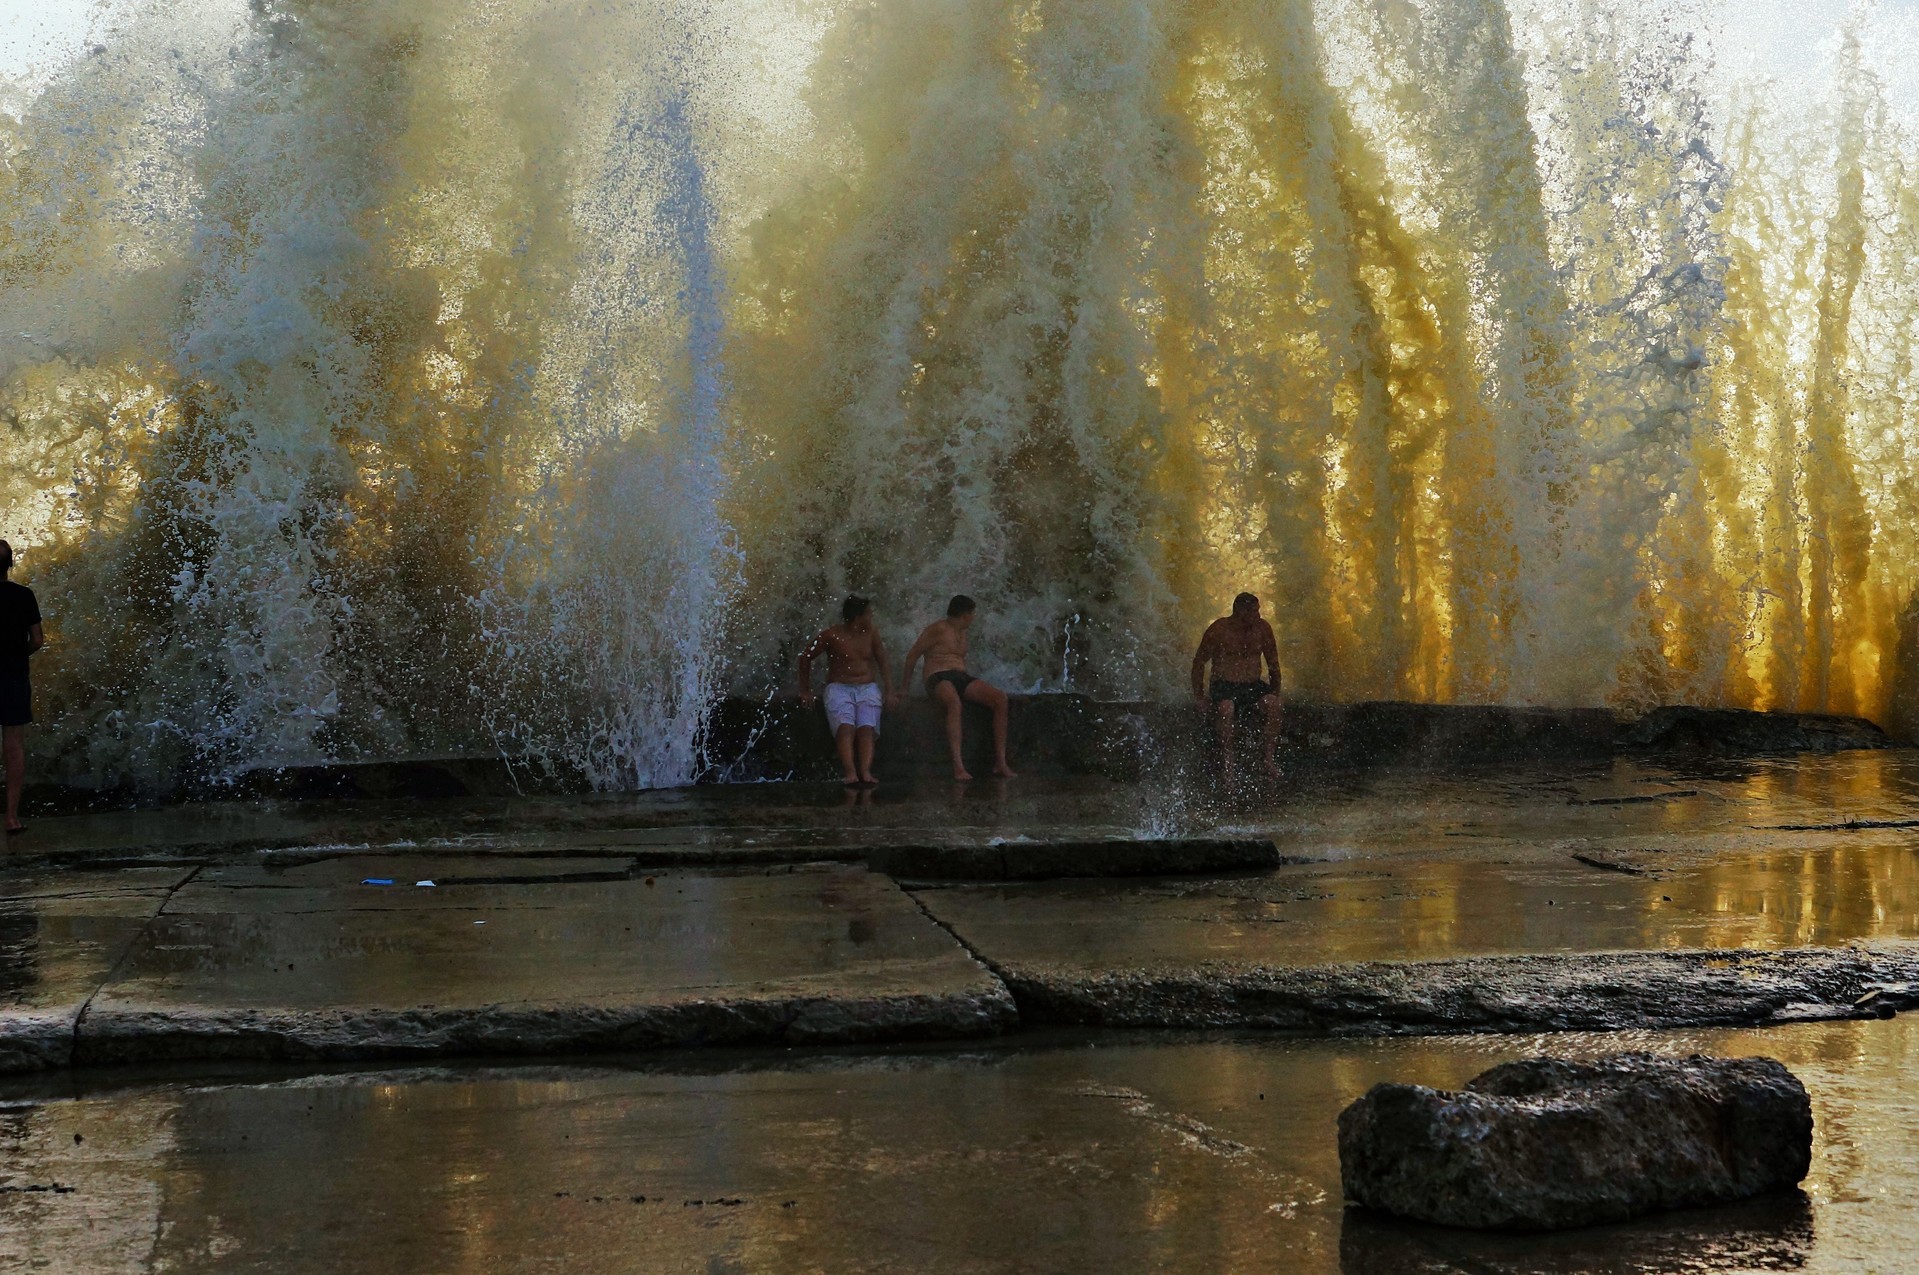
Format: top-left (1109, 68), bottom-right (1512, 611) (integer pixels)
top-left (872, 634), bottom-right (897, 708)
top-left (899, 625), bottom-right (933, 694)
top-left (1191, 625), bottom-right (1214, 703)
top-left (796, 633), bottom-right (824, 704)
top-left (1262, 622), bottom-right (1280, 689)
top-left (25, 624), bottom-right (43, 656)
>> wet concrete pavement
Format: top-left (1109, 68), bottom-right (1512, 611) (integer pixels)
top-left (78, 863), bottom-right (1014, 1065)
top-left (4, 1014), bottom-right (1915, 1273)
top-left (0, 869), bottom-right (196, 1071)
top-left (0, 754), bottom-right (1918, 1067)
top-left (5, 751), bottom-right (1919, 1266)
top-left (913, 842), bottom-right (1919, 1032)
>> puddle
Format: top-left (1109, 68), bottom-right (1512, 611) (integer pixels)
top-left (2, 1016), bottom-right (1916, 1271)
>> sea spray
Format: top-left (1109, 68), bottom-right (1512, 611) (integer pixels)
top-left (5, 0), bottom-right (1919, 794)
top-left (473, 30), bottom-right (738, 791)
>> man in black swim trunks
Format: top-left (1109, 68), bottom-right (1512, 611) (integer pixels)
top-left (1192, 592), bottom-right (1282, 779)
top-left (899, 595), bottom-right (1016, 781)
top-left (1, 541), bottom-right (46, 835)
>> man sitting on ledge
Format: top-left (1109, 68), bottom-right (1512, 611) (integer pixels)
top-left (1192, 592), bottom-right (1283, 779)
top-left (900, 595), bottom-right (1016, 781)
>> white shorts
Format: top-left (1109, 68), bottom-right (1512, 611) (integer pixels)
top-left (824, 682), bottom-right (883, 735)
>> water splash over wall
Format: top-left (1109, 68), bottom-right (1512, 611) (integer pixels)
top-left (5, 0), bottom-right (1919, 791)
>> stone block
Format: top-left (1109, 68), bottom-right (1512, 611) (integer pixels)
top-left (1338, 1052), bottom-right (1813, 1230)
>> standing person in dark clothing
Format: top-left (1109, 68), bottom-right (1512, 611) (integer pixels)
top-left (1, 541), bottom-right (44, 835)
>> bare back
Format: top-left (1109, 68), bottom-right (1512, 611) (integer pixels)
top-left (1197, 616), bottom-right (1279, 686)
top-left (912, 618), bottom-right (970, 679)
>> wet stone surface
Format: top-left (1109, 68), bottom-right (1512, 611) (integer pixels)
top-left (2, 1016), bottom-right (1916, 1273)
top-left (2, 753), bottom-right (1919, 1265)
top-left (866, 836), bottom-right (1284, 881)
top-left (70, 864), bottom-right (1013, 1064)
top-left (3, 754), bottom-right (1919, 1065)
top-left (1338, 1053), bottom-right (1813, 1229)
top-left (0, 870), bottom-right (192, 1071)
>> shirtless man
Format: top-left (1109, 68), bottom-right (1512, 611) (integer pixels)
top-left (1191, 592), bottom-right (1282, 779)
top-left (899, 595), bottom-right (1016, 781)
top-left (797, 595), bottom-right (897, 785)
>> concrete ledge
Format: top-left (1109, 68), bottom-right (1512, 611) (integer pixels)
top-left (867, 838), bottom-right (1286, 881)
top-left (705, 698), bottom-right (1894, 783)
top-left (1622, 706), bottom-right (1889, 755)
top-left (49, 944), bottom-right (1919, 1071)
top-left (991, 944), bottom-right (1919, 1035)
top-left (72, 988), bottom-right (1018, 1066)
top-left (0, 1013), bottom-right (77, 1072)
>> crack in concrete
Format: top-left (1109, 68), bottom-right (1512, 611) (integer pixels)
top-left (70, 865), bottom-right (203, 1060)
top-left (1763, 818), bottom-right (1919, 833)
top-left (1570, 851), bottom-right (1653, 876)
top-left (903, 887), bottom-right (1018, 1019)
top-left (0, 887), bottom-right (190, 905)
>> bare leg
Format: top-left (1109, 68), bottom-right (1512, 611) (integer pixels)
top-left (855, 726), bottom-right (879, 785)
top-left (934, 682), bottom-right (971, 780)
top-left (3, 726), bottom-right (23, 832)
top-left (834, 725), bottom-right (859, 785)
top-left (1215, 699), bottom-right (1237, 779)
top-left (1259, 693), bottom-right (1283, 778)
top-left (964, 681), bottom-right (1015, 777)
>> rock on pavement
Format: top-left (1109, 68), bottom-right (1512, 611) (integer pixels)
top-left (1337, 1053), bottom-right (1813, 1230)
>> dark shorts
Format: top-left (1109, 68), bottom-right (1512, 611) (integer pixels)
top-left (1209, 679), bottom-right (1273, 714)
top-left (925, 670), bottom-right (977, 698)
top-left (0, 678), bottom-right (29, 728)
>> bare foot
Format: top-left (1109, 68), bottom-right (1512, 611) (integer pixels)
top-left (859, 772), bottom-right (879, 786)
top-left (952, 768), bottom-right (974, 782)
top-left (841, 772), bottom-right (860, 786)
top-left (992, 763), bottom-right (1017, 778)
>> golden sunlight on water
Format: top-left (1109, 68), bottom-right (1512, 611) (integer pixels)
top-left (4, 0), bottom-right (1919, 790)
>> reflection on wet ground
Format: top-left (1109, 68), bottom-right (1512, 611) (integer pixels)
top-left (1, 754), bottom-right (1919, 1065)
top-left (17, 750), bottom-right (1919, 864)
top-left (888, 751), bottom-right (1919, 972)
top-left (13, 754), bottom-right (1919, 980)
top-left (914, 840), bottom-right (1919, 973)
top-left (4, 1014), bottom-right (1916, 1273)
top-left (5, 751), bottom-right (1919, 1267)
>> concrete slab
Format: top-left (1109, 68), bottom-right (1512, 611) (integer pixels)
top-left (75, 865), bottom-right (1015, 1065)
top-left (191, 855), bottom-right (640, 890)
top-left (8, 1016), bottom-right (1916, 1273)
top-left (866, 837), bottom-right (1286, 880)
top-left (0, 867), bottom-right (194, 902)
top-left (915, 853), bottom-right (1919, 1032)
top-left (915, 854), bottom-right (1919, 969)
top-left (988, 942), bottom-right (1919, 1034)
top-left (0, 869), bottom-right (191, 1072)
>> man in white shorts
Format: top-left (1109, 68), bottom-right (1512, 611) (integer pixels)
top-left (797, 595), bottom-right (897, 785)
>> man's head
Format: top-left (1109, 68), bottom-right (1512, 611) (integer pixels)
top-left (947, 594), bottom-right (976, 625)
top-left (0, 540), bottom-right (11, 579)
top-left (1232, 591), bottom-right (1259, 619)
top-left (842, 595), bottom-right (872, 626)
